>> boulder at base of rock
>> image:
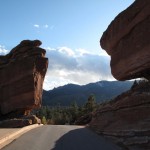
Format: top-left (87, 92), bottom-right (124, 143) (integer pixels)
top-left (0, 115), bottom-right (41, 128)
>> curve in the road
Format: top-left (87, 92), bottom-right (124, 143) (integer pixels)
top-left (2, 125), bottom-right (121, 150)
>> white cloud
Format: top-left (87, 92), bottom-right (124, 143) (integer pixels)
top-left (75, 48), bottom-right (90, 56)
top-left (43, 24), bottom-right (49, 28)
top-left (34, 24), bottom-right (40, 28)
top-left (0, 44), bottom-right (113, 90)
top-left (46, 47), bottom-right (56, 51)
top-left (58, 47), bottom-right (75, 56)
top-left (44, 71), bottom-right (77, 90)
top-left (33, 24), bottom-right (54, 30)
top-left (43, 47), bottom-right (114, 90)
top-left (0, 45), bottom-right (9, 55)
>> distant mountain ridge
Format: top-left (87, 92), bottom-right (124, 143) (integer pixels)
top-left (42, 80), bottom-right (133, 106)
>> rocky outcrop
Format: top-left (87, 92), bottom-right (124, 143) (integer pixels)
top-left (0, 115), bottom-right (41, 128)
top-left (75, 113), bottom-right (93, 125)
top-left (90, 80), bottom-right (150, 149)
top-left (0, 40), bottom-right (48, 118)
top-left (91, 0), bottom-right (150, 149)
top-left (100, 0), bottom-right (150, 81)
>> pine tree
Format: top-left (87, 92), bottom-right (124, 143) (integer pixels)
top-left (84, 94), bottom-right (96, 113)
top-left (41, 116), bottom-right (47, 125)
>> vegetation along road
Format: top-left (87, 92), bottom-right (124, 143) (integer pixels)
top-left (2, 125), bottom-right (121, 150)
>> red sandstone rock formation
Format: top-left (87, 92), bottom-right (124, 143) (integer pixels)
top-left (90, 81), bottom-right (150, 149)
top-left (89, 0), bottom-right (150, 149)
top-left (0, 40), bottom-right (48, 116)
top-left (100, 0), bottom-right (150, 81)
top-left (0, 115), bottom-right (41, 128)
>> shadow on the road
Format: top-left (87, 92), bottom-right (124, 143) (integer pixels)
top-left (52, 127), bottom-right (120, 150)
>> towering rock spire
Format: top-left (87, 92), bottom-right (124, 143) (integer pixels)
top-left (0, 40), bottom-right (48, 117)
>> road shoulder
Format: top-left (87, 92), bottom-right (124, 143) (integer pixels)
top-left (0, 124), bottom-right (43, 149)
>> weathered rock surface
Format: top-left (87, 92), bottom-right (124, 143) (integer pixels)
top-left (75, 113), bottom-right (93, 125)
top-left (90, 81), bottom-right (150, 149)
top-left (0, 115), bottom-right (41, 128)
top-left (100, 0), bottom-right (150, 80)
top-left (92, 1), bottom-right (150, 148)
top-left (0, 119), bottom-right (32, 128)
top-left (0, 40), bottom-right (48, 118)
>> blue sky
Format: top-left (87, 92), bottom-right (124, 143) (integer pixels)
top-left (0, 0), bottom-right (134, 90)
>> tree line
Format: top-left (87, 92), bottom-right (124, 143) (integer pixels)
top-left (35, 94), bottom-right (97, 125)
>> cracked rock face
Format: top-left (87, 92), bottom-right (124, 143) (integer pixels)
top-left (0, 40), bottom-right (48, 116)
top-left (100, 0), bottom-right (150, 81)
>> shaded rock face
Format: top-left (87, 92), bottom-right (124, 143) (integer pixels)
top-left (90, 81), bottom-right (150, 149)
top-left (100, 0), bottom-right (150, 81)
top-left (0, 40), bottom-right (48, 117)
top-left (75, 113), bottom-right (93, 125)
top-left (92, 0), bottom-right (150, 149)
top-left (0, 115), bottom-right (41, 128)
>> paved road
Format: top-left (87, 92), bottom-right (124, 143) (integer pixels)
top-left (2, 125), bottom-right (121, 150)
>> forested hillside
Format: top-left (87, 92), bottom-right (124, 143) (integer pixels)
top-left (42, 80), bottom-right (133, 106)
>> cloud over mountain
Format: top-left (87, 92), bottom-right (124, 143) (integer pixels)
top-left (44, 47), bottom-right (114, 90)
top-left (0, 44), bottom-right (114, 90)
top-left (0, 45), bottom-right (9, 55)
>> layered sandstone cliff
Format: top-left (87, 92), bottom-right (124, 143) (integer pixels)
top-left (89, 0), bottom-right (150, 149)
top-left (0, 40), bottom-right (48, 117)
top-left (90, 81), bottom-right (150, 149)
top-left (100, 0), bottom-right (150, 81)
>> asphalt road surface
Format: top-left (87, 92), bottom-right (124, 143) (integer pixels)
top-left (2, 125), bottom-right (121, 150)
